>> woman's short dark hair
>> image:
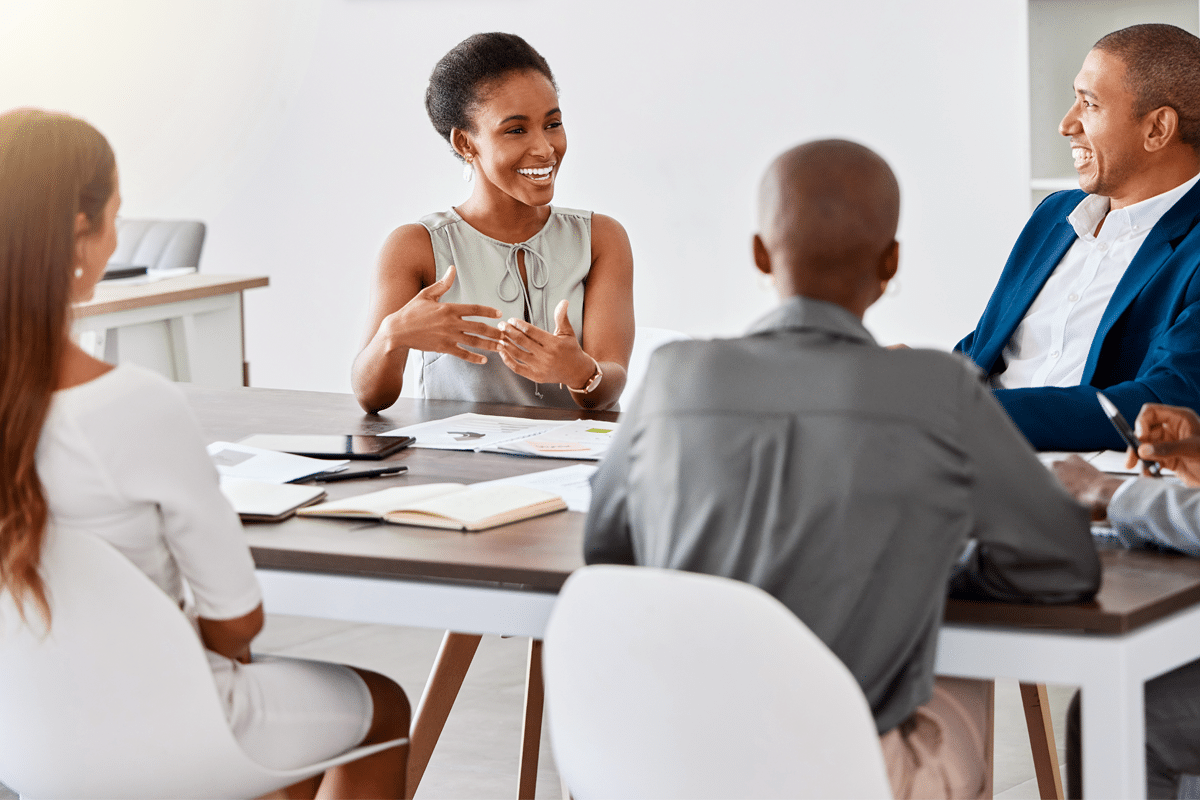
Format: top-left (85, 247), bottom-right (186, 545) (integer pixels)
top-left (425, 32), bottom-right (556, 160)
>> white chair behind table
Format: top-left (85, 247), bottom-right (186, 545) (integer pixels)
top-left (543, 565), bottom-right (892, 800)
top-left (0, 527), bottom-right (406, 800)
top-left (110, 219), bottom-right (206, 272)
top-left (400, 349), bottom-right (424, 398)
top-left (621, 327), bottom-right (690, 405)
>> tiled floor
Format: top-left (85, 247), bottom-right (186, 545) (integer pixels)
top-left (0, 614), bottom-right (1072, 799)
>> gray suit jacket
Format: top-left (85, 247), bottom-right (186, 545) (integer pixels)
top-left (585, 296), bottom-right (1101, 734)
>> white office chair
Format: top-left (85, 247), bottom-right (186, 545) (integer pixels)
top-left (110, 219), bottom-right (206, 271)
top-left (0, 527), bottom-right (406, 799)
top-left (543, 565), bottom-right (892, 800)
top-left (621, 326), bottom-right (690, 405)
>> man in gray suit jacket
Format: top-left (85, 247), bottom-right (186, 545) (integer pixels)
top-left (585, 139), bottom-right (1101, 799)
top-left (1057, 406), bottom-right (1200, 798)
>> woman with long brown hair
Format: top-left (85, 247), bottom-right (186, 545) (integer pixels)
top-left (0, 108), bottom-right (410, 799)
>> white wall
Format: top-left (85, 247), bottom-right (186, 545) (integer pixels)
top-left (0, 0), bottom-right (1036, 393)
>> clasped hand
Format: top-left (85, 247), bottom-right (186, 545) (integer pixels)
top-left (382, 264), bottom-right (502, 363)
top-left (497, 299), bottom-right (595, 388)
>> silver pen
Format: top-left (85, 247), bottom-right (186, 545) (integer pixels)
top-left (1096, 392), bottom-right (1162, 477)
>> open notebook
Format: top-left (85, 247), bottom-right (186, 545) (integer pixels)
top-left (296, 482), bottom-right (567, 532)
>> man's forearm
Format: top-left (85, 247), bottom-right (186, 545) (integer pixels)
top-left (994, 385), bottom-right (1151, 451)
top-left (1108, 479), bottom-right (1200, 557)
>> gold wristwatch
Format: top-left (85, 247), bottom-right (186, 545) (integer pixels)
top-left (566, 356), bottom-right (603, 394)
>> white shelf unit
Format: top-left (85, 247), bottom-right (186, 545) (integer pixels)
top-left (1027, 0), bottom-right (1200, 208)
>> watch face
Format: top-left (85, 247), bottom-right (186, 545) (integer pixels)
top-left (569, 360), bottom-right (602, 393)
top-left (584, 361), bottom-right (602, 392)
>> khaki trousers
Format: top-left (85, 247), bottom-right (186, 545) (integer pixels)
top-left (880, 677), bottom-right (993, 800)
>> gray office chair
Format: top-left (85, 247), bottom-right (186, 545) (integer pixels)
top-left (110, 219), bottom-right (206, 271)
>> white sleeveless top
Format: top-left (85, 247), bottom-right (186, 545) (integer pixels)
top-left (418, 206), bottom-right (592, 407)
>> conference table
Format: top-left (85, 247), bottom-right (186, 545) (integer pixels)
top-left (183, 383), bottom-right (1200, 800)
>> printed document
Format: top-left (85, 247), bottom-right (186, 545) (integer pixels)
top-left (207, 441), bottom-right (344, 484)
top-left (473, 464), bottom-right (598, 512)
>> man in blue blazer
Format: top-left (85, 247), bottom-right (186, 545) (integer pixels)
top-left (958, 23), bottom-right (1200, 452)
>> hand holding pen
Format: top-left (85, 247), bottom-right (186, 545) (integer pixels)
top-left (1129, 403), bottom-right (1200, 487)
top-left (1096, 392), bottom-right (1161, 477)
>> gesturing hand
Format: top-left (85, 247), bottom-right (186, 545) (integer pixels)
top-left (497, 299), bottom-right (596, 388)
top-left (379, 264), bottom-right (502, 363)
top-left (1133, 403), bottom-right (1200, 487)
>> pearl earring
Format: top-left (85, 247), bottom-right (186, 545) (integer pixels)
top-left (74, 267), bottom-right (83, 279)
top-left (462, 161), bottom-right (474, 182)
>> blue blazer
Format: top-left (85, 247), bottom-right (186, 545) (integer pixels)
top-left (957, 182), bottom-right (1200, 451)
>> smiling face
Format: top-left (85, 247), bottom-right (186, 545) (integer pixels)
top-left (455, 69), bottom-right (565, 209)
top-left (1059, 48), bottom-right (1156, 207)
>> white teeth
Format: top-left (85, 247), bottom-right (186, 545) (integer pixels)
top-left (1072, 147), bottom-right (1092, 167)
top-left (518, 166), bottom-right (553, 178)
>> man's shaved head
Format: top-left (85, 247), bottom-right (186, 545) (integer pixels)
top-left (755, 139), bottom-right (900, 316)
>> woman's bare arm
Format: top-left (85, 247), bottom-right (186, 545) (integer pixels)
top-left (198, 604), bottom-right (264, 664)
top-left (352, 224), bottom-right (502, 412)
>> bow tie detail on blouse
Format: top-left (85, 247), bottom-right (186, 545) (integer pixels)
top-left (498, 243), bottom-right (551, 329)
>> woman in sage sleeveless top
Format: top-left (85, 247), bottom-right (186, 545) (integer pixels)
top-left (353, 33), bottom-right (634, 412)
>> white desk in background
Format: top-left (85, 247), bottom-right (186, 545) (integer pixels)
top-left (74, 273), bottom-right (268, 388)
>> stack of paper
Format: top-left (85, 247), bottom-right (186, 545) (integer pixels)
top-left (385, 413), bottom-right (619, 461)
top-left (473, 464), bottom-right (598, 512)
top-left (207, 441), bottom-right (343, 522)
top-left (1038, 450), bottom-right (1175, 477)
top-left (218, 477), bottom-right (326, 522)
top-left (489, 420), bottom-right (617, 460)
top-left (206, 441), bottom-right (346, 483)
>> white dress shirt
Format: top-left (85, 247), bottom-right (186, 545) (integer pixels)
top-left (995, 173), bottom-right (1200, 389)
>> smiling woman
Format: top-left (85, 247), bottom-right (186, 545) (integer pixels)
top-left (351, 32), bottom-right (635, 413)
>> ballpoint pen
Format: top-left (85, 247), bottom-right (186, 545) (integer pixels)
top-left (313, 465), bottom-right (409, 483)
top-left (1096, 391), bottom-right (1162, 477)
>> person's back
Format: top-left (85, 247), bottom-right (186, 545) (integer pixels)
top-left (584, 139), bottom-right (1100, 799)
top-left (587, 295), bottom-right (1097, 733)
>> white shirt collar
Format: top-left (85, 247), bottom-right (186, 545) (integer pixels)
top-left (1067, 171), bottom-right (1200, 241)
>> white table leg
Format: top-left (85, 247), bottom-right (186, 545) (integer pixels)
top-left (1080, 651), bottom-right (1145, 799)
top-left (73, 291), bottom-right (245, 387)
top-left (166, 314), bottom-right (196, 382)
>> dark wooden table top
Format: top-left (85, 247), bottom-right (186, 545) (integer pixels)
top-left (183, 384), bottom-right (1200, 634)
top-left (945, 548), bottom-right (1200, 635)
top-left (182, 384), bottom-right (617, 592)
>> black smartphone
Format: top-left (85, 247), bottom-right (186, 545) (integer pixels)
top-left (238, 434), bottom-right (415, 460)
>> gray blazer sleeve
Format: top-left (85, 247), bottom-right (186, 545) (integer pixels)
top-left (950, 367), bottom-right (1102, 603)
top-left (583, 389), bottom-right (640, 565)
top-left (1108, 479), bottom-right (1200, 557)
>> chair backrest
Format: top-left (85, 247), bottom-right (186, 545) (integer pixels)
top-left (110, 219), bottom-right (206, 271)
top-left (621, 327), bottom-right (690, 405)
top-left (543, 565), bottom-right (892, 800)
top-left (0, 527), bottom-right (303, 799)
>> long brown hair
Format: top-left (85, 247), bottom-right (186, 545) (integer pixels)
top-left (0, 109), bottom-right (115, 623)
